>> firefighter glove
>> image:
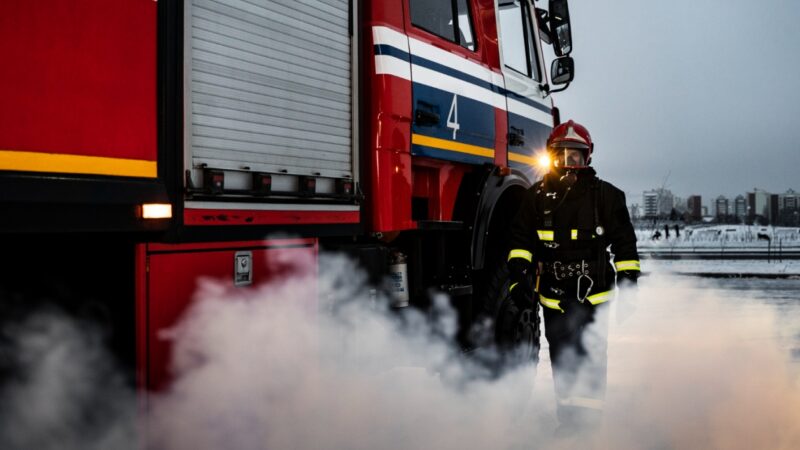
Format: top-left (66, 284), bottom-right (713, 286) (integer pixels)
top-left (617, 270), bottom-right (638, 289)
top-left (508, 262), bottom-right (533, 306)
top-left (507, 257), bottom-right (530, 285)
top-left (509, 278), bottom-right (534, 307)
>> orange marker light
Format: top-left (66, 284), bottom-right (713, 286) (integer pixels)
top-left (141, 203), bottom-right (173, 219)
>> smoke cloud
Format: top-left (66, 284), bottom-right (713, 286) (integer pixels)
top-left (0, 309), bottom-right (137, 450)
top-left (1, 252), bottom-right (799, 449)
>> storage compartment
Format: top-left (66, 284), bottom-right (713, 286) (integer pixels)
top-left (184, 0), bottom-right (356, 204)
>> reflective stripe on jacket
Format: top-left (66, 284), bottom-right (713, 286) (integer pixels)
top-left (539, 289), bottom-right (613, 312)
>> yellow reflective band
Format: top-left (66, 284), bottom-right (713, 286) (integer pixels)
top-left (0, 149), bottom-right (158, 178)
top-left (508, 151), bottom-right (537, 165)
top-left (557, 396), bottom-right (604, 410)
top-left (412, 134), bottom-right (495, 158)
top-left (509, 282), bottom-right (518, 291)
top-left (537, 230), bottom-right (554, 241)
top-left (587, 290), bottom-right (613, 305)
top-left (508, 249), bottom-right (533, 262)
top-left (571, 229), bottom-right (578, 240)
top-left (539, 294), bottom-right (564, 312)
top-left (615, 260), bottom-right (641, 271)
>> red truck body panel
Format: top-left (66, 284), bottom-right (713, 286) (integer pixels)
top-left (137, 238), bottom-right (318, 390)
top-left (364, 0), bottom-right (415, 232)
top-left (183, 209), bottom-right (360, 227)
top-left (0, 0), bottom-right (157, 178)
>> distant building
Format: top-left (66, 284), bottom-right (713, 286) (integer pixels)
top-left (779, 189), bottom-right (799, 211)
top-left (643, 191), bottom-right (658, 218)
top-left (642, 188), bottom-right (674, 217)
top-left (714, 195), bottom-right (729, 217)
top-left (778, 189), bottom-right (800, 225)
top-left (701, 206), bottom-right (709, 217)
top-left (734, 195), bottom-right (747, 219)
top-left (660, 190), bottom-right (675, 215)
top-left (747, 188), bottom-right (771, 223)
top-left (687, 195), bottom-right (702, 220)
top-left (770, 194), bottom-right (779, 225)
top-left (747, 188), bottom-right (779, 224)
top-left (673, 196), bottom-right (687, 213)
top-left (628, 203), bottom-right (641, 220)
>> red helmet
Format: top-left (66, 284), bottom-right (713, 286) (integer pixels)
top-left (547, 120), bottom-right (593, 169)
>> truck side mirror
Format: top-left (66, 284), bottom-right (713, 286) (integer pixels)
top-left (535, 8), bottom-right (552, 45)
top-left (550, 56), bottom-right (574, 85)
top-left (548, 0), bottom-right (572, 56)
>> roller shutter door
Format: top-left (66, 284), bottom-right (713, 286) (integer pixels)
top-left (187, 0), bottom-right (352, 179)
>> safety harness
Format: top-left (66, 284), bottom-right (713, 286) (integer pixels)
top-left (537, 175), bottom-right (609, 306)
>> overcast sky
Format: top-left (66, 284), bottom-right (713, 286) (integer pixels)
top-left (550, 0), bottom-right (800, 205)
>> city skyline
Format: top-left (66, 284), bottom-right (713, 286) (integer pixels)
top-left (630, 186), bottom-right (799, 226)
top-left (633, 186), bottom-right (798, 211)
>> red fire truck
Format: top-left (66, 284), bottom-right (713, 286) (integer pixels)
top-left (0, 0), bottom-right (574, 389)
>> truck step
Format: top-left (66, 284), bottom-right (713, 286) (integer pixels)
top-left (443, 284), bottom-right (473, 296)
top-left (416, 220), bottom-right (465, 231)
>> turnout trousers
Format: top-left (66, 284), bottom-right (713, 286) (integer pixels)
top-left (543, 300), bottom-right (610, 427)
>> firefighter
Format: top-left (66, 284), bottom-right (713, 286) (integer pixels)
top-left (506, 120), bottom-right (639, 431)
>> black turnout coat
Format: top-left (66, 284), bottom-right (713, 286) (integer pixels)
top-left (508, 168), bottom-right (639, 308)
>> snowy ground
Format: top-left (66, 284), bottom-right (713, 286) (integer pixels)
top-left (643, 258), bottom-right (800, 275)
top-left (637, 224), bottom-right (800, 249)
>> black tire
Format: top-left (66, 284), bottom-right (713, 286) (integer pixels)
top-left (469, 262), bottom-right (541, 375)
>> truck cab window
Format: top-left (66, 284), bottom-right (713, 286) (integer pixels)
top-left (498, 0), bottom-right (540, 80)
top-left (410, 0), bottom-right (476, 51)
top-left (456, 0), bottom-right (475, 50)
top-left (524, 1), bottom-right (541, 81)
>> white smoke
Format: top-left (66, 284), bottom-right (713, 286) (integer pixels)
top-left (600, 275), bottom-right (800, 450)
top-left (146, 253), bottom-right (545, 450)
top-left (1, 252), bottom-right (799, 449)
top-left (0, 309), bottom-right (137, 450)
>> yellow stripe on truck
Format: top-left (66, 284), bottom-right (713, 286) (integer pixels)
top-left (0, 149), bottom-right (157, 178)
top-left (508, 152), bottom-right (537, 165)
top-left (411, 134), bottom-right (495, 158)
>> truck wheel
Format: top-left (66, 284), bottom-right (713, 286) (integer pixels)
top-left (474, 262), bottom-right (540, 373)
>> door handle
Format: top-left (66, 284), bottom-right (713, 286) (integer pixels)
top-left (414, 102), bottom-right (440, 126)
top-left (509, 126), bottom-right (525, 146)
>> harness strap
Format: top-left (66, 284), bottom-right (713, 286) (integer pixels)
top-left (593, 179), bottom-right (608, 288)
